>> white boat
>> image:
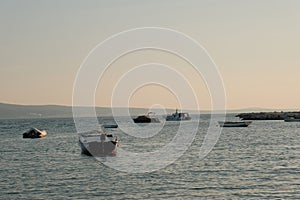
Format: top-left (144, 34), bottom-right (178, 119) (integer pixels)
top-left (78, 130), bottom-right (118, 156)
top-left (166, 109), bottom-right (191, 121)
top-left (218, 121), bottom-right (252, 127)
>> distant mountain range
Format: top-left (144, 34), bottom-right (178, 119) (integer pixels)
top-left (0, 103), bottom-right (74, 119)
top-left (0, 103), bottom-right (150, 119)
top-left (0, 103), bottom-right (179, 119)
top-left (0, 103), bottom-right (298, 119)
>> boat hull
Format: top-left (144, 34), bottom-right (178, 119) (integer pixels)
top-left (166, 116), bottom-right (191, 121)
top-left (284, 118), bottom-right (300, 122)
top-left (133, 116), bottom-right (160, 123)
top-left (79, 131), bottom-right (118, 156)
top-left (218, 121), bottom-right (252, 127)
top-left (23, 128), bottom-right (47, 138)
top-left (103, 124), bottom-right (118, 128)
top-left (79, 140), bottom-right (117, 156)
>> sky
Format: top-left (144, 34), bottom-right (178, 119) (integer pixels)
top-left (0, 0), bottom-right (300, 110)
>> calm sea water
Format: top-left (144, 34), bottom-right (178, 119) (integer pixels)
top-left (0, 115), bottom-right (299, 199)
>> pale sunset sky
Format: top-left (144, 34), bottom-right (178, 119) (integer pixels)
top-left (0, 0), bottom-right (299, 110)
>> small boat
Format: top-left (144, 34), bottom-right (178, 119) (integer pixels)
top-left (218, 121), bottom-right (252, 127)
top-left (166, 109), bottom-right (191, 121)
top-left (133, 112), bottom-right (160, 123)
top-left (23, 128), bottom-right (47, 138)
top-left (103, 124), bottom-right (118, 128)
top-left (79, 130), bottom-right (118, 156)
top-left (284, 117), bottom-right (300, 122)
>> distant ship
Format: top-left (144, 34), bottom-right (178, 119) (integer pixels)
top-left (166, 109), bottom-right (191, 121)
top-left (133, 112), bottom-right (160, 123)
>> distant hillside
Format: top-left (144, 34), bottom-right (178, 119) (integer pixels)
top-left (0, 103), bottom-right (169, 119)
top-left (0, 103), bottom-right (71, 119)
top-left (1, 103), bottom-right (298, 119)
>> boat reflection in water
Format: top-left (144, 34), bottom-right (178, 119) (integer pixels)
top-left (79, 129), bottom-right (119, 156)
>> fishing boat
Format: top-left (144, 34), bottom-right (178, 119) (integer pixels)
top-left (218, 121), bottom-right (252, 127)
top-left (133, 112), bottom-right (160, 123)
top-left (103, 124), bottom-right (118, 128)
top-left (284, 117), bottom-right (300, 122)
top-left (79, 130), bottom-right (119, 156)
top-left (23, 128), bottom-right (47, 138)
top-left (166, 109), bottom-right (191, 121)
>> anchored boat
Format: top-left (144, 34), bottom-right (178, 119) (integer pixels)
top-left (133, 112), bottom-right (160, 123)
top-left (103, 124), bottom-right (118, 128)
top-left (23, 128), bottom-right (47, 138)
top-left (284, 117), bottom-right (300, 122)
top-left (79, 130), bottom-right (118, 156)
top-left (166, 109), bottom-right (191, 121)
top-left (218, 121), bottom-right (252, 127)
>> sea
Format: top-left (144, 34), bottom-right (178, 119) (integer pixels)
top-left (0, 114), bottom-right (299, 199)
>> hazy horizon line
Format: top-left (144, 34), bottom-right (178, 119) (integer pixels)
top-left (1, 102), bottom-right (299, 112)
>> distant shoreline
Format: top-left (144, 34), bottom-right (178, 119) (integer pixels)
top-left (236, 111), bottom-right (300, 120)
top-left (0, 102), bottom-right (299, 119)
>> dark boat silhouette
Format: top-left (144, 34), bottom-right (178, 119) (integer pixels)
top-left (133, 112), bottom-right (160, 123)
top-left (284, 116), bottom-right (300, 122)
top-left (218, 121), bottom-right (252, 127)
top-left (23, 128), bottom-right (47, 138)
top-left (103, 124), bottom-right (118, 128)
